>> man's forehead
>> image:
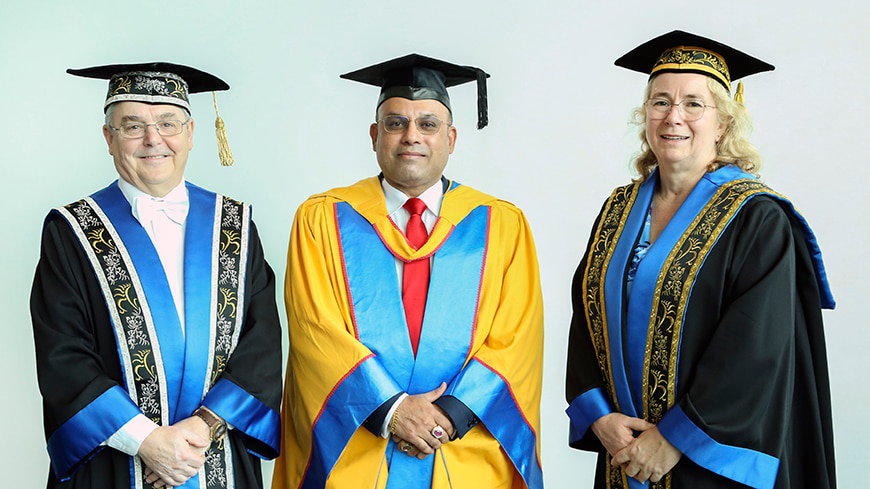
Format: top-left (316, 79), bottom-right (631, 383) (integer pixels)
top-left (111, 101), bottom-right (189, 118)
top-left (378, 97), bottom-right (449, 116)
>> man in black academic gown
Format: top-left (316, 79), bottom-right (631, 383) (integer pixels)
top-left (30, 63), bottom-right (282, 489)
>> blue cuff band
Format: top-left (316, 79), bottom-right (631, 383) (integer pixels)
top-left (658, 404), bottom-right (780, 489)
top-left (447, 359), bottom-right (543, 489)
top-left (47, 386), bottom-right (140, 480)
top-left (566, 387), bottom-right (613, 444)
top-left (301, 355), bottom-right (401, 489)
top-left (202, 379), bottom-right (280, 459)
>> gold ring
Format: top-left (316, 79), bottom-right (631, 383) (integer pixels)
top-left (399, 441), bottom-right (412, 452)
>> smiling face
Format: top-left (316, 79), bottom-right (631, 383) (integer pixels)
top-left (102, 101), bottom-right (194, 197)
top-left (645, 72), bottom-right (726, 174)
top-left (369, 97), bottom-right (457, 198)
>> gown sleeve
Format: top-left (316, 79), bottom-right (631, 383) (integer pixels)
top-left (272, 198), bottom-right (404, 488)
top-left (436, 203), bottom-right (545, 486)
top-left (31, 216), bottom-right (143, 480)
top-left (657, 197), bottom-right (814, 488)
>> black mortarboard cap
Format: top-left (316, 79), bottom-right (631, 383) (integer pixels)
top-left (67, 62), bottom-right (230, 113)
top-left (68, 62), bottom-right (235, 166)
top-left (340, 54), bottom-right (491, 129)
top-left (614, 30), bottom-right (774, 96)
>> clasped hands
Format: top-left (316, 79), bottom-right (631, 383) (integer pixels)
top-left (390, 382), bottom-right (456, 460)
top-left (591, 413), bottom-right (682, 484)
top-left (138, 415), bottom-right (211, 488)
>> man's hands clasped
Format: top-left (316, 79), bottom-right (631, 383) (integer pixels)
top-left (139, 415), bottom-right (212, 488)
top-left (390, 382), bottom-right (456, 460)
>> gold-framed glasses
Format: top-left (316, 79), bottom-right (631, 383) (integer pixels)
top-left (109, 119), bottom-right (190, 139)
top-left (378, 115), bottom-right (449, 135)
top-left (645, 98), bottom-right (715, 122)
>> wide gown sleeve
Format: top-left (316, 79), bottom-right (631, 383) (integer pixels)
top-left (272, 198), bottom-right (403, 488)
top-left (657, 197), bottom-right (804, 488)
top-left (31, 216), bottom-right (143, 480)
top-left (438, 203), bottom-right (545, 487)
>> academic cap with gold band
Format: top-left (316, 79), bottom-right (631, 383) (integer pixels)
top-left (67, 62), bottom-right (235, 166)
top-left (340, 53), bottom-right (491, 129)
top-left (614, 30), bottom-right (774, 102)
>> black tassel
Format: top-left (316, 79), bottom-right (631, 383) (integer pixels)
top-left (475, 68), bottom-right (488, 129)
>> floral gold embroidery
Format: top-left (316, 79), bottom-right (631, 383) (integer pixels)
top-left (583, 184), bottom-right (639, 415)
top-left (586, 178), bottom-right (777, 489)
top-left (655, 47), bottom-right (731, 83)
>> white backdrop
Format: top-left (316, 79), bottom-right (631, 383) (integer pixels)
top-left (2, 1), bottom-right (867, 487)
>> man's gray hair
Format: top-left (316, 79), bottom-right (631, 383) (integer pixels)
top-left (104, 103), bottom-right (116, 128)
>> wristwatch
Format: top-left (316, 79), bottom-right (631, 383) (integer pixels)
top-left (193, 406), bottom-right (228, 442)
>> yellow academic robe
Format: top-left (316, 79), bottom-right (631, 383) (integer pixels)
top-left (272, 177), bottom-right (543, 489)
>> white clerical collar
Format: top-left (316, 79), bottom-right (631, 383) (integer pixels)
top-left (381, 178), bottom-right (444, 217)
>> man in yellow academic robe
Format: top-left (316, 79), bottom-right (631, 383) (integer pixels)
top-left (272, 54), bottom-right (544, 489)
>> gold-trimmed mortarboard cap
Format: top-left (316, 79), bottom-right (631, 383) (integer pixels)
top-left (614, 30), bottom-right (774, 99)
top-left (67, 62), bottom-right (235, 166)
top-left (67, 62), bottom-right (229, 113)
top-left (340, 53), bottom-right (491, 129)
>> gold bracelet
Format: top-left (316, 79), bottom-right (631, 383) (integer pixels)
top-left (389, 410), bottom-right (400, 434)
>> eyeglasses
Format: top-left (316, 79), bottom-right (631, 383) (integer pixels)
top-left (108, 119), bottom-right (190, 139)
top-left (378, 115), bottom-right (449, 135)
top-left (645, 98), bottom-right (716, 122)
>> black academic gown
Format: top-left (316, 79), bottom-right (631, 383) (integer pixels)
top-left (31, 188), bottom-right (283, 489)
top-left (566, 168), bottom-right (836, 489)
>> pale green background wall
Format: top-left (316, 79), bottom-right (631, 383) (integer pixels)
top-left (1, 0), bottom-right (866, 486)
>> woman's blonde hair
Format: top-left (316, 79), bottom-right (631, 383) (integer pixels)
top-left (630, 76), bottom-right (762, 182)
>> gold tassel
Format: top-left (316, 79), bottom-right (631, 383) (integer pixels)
top-left (213, 92), bottom-right (234, 166)
top-left (734, 81), bottom-right (744, 104)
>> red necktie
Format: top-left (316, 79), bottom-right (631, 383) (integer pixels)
top-left (402, 198), bottom-right (430, 356)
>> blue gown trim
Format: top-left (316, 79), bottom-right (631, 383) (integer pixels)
top-left (176, 183), bottom-right (219, 421)
top-left (658, 404), bottom-right (780, 489)
top-left (566, 387), bottom-right (613, 445)
top-left (310, 201), bottom-right (488, 489)
top-left (611, 166), bottom-right (834, 421)
top-left (203, 378), bottom-right (281, 458)
top-left (604, 177), bottom-right (653, 418)
top-left (448, 359), bottom-right (544, 489)
top-left (384, 205), bottom-right (488, 489)
top-left (301, 356), bottom-right (401, 489)
top-left (91, 183), bottom-right (187, 416)
top-left (624, 172), bottom-right (721, 416)
top-left (47, 386), bottom-right (141, 480)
